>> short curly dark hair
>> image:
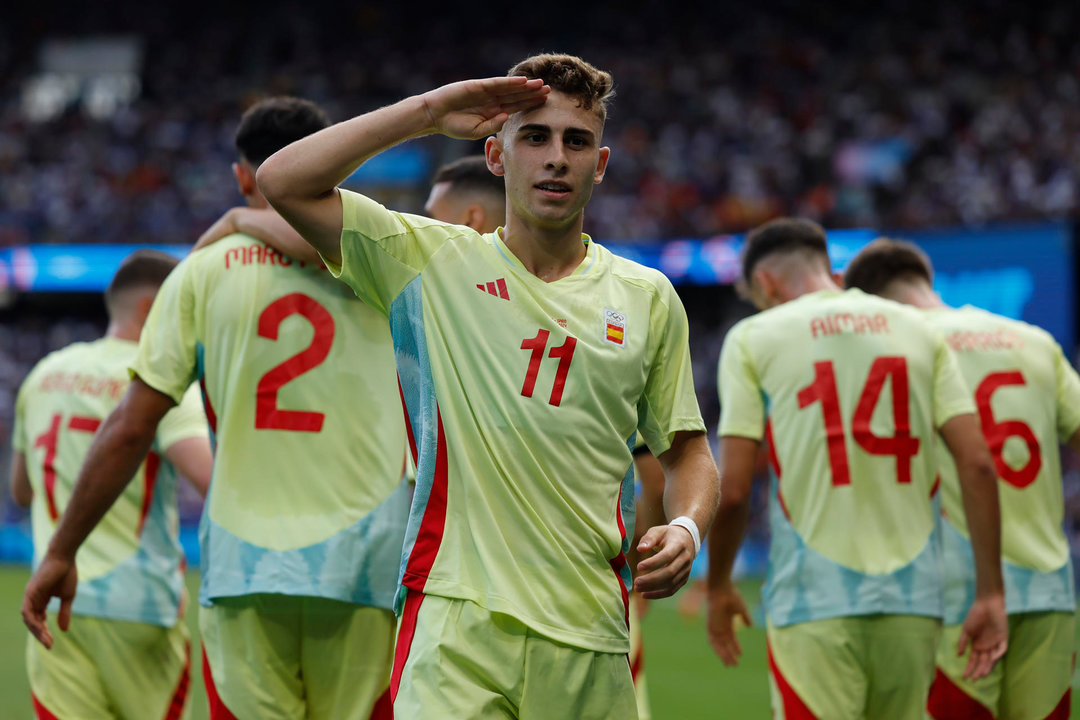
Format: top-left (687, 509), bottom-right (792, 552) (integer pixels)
top-left (843, 238), bottom-right (933, 295)
top-left (508, 53), bottom-right (614, 121)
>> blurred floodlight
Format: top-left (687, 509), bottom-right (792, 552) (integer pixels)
top-left (21, 36), bottom-right (143, 122)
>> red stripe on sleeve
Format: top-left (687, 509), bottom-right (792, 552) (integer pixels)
top-left (401, 408), bottom-right (449, 589)
top-left (609, 480), bottom-right (631, 628)
top-left (136, 451), bottom-right (161, 537)
top-left (767, 641), bottom-right (819, 719)
top-left (199, 377), bottom-right (218, 435)
top-left (390, 589), bottom-right (426, 701)
top-left (397, 378), bottom-right (417, 466)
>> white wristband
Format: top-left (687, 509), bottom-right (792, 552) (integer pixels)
top-left (669, 516), bottom-right (701, 557)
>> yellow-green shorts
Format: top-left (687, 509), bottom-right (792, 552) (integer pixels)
top-left (928, 611), bottom-right (1075, 720)
top-left (391, 590), bottom-right (638, 719)
top-left (27, 613), bottom-right (191, 720)
top-left (767, 614), bottom-right (941, 720)
top-left (199, 594), bottom-right (395, 720)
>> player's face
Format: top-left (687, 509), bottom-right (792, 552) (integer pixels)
top-left (490, 91), bottom-right (610, 230)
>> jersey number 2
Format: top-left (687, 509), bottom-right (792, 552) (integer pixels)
top-left (797, 357), bottom-right (920, 486)
top-left (255, 293), bottom-right (335, 432)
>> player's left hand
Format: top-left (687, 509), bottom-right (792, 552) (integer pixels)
top-left (706, 583), bottom-right (752, 666)
top-left (633, 524), bottom-right (695, 599)
top-left (958, 592), bottom-right (1008, 680)
top-left (21, 552), bottom-right (78, 650)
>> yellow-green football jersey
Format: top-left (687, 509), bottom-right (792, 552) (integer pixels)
top-left (133, 235), bottom-right (409, 610)
top-left (12, 337), bottom-right (207, 626)
top-left (327, 189), bottom-right (704, 654)
top-left (928, 306), bottom-right (1080, 621)
top-left (718, 288), bottom-right (974, 626)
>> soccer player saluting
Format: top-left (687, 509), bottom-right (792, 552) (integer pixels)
top-left (22, 97), bottom-right (410, 720)
top-left (845, 238), bottom-right (1080, 720)
top-left (256, 53), bottom-right (720, 719)
top-left (15, 250), bottom-right (212, 720)
top-left (707, 219), bottom-right (1008, 719)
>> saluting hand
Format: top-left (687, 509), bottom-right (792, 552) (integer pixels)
top-left (22, 552), bottom-right (78, 649)
top-left (420, 76), bottom-right (550, 140)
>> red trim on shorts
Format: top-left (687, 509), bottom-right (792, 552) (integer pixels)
top-left (401, 408), bottom-right (448, 590)
top-left (31, 693), bottom-right (60, 720)
top-left (202, 646), bottom-right (239, 720)
top-left (767, 641), bottom-right (819, 720)
top-left (630, 644), bottom-right (644, 683)
top-left (163, 641), bottom-right (191, 720)
top-left (369, 685), bottom-right (394, 720)
top-left (926, 668), bottom-right (995, 720)
top-left (1044, 688), bottom-right (1070, 720)
top-left (390, 589), bottom-right (426, 702)
top-left (136, 451), bottom-right (161, 537)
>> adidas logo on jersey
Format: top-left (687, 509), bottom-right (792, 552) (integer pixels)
top-left (476, 278), bottom-right (510, 301)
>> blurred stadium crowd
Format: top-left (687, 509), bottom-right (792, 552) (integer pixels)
top-left (1, 2), bottom-right (1079, 247)
top-left (3, 0), bottom-right (1080, 565)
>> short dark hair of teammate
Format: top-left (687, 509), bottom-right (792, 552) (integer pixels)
top-left (843, 238), bottom-right (934, 295)
top-left (741, 217), bottom-right (831, 286)
top-left (235, 97), bottom-right (331, 167)
top-left (508, 52), bottom-right (615, 121)
top-left (104, 249), bottom-right (179, 319)
top-left (425, 155), bottom-right (506, 231)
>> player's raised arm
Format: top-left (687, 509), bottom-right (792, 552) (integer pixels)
top-left (635, 431), bottom-right (719, 600)
top-left (938, 413), bottom-right (1008, 679)
top-left (256, 77), bottom-right (550, 266)
top-left (21, 379), bottom-right (176, 649)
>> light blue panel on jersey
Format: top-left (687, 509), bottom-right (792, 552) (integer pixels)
top-left (764, 476), bottom-right (944, 627)
top-left (941, 520), bottom-right (1075, 624)
top-left (388, 276), bottom-right (439, 613)
top-left (47, 473), bottom-right (184, 627)
top-left (197, 478), bottom-right (410, 610)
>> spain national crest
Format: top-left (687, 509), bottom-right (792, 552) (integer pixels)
top-left (604, 309), bottom-right (626, 346)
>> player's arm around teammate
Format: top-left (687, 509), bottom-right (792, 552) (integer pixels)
top-left (10, 452), bottom-right (33, 508)
top-left (21, 378), bottom-right (206, 648)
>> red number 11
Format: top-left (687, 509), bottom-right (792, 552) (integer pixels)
top-left (520, 329), bottom-right (577, 407)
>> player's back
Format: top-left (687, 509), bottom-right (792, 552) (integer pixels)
top-left (14, 338), bottom-right (202, 625)
top-left (928, 306), bottom-right (1079, 618)
top-left (720, 288), bottom-right (973, 624)
top-left (136, 234), bottom-right (409, 608)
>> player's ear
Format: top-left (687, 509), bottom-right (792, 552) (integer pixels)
top-left (833, 271), bottom-right (845, 287)
top-left (751, 269), bottom-right (780, 310)
top-left (594, 146), bottom-right (611, 184)
top-left (233, 162), bottom-right (257, 197)
top-left (485, 136), bottom-right (505, 177)
top-left (464, 205), bottom-right (486, 233)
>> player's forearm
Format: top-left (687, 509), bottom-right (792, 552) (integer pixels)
top-left (258, 95), bottom-right (433, 206)
top-left (657, 432), bottom-right (720, 537)
top-left (46, 412), bottom-right (156, 560)
top-left (11, 453), bottom-right (33, 508)
top-left (707, 494), bottom-right (751, 590)
top-left (232, 208), bottom-right (323, 265)
top-left (958, 458), bottom-right (1004, 597)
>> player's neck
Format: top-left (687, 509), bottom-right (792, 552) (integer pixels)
top-left (104, 321), bottom-right (140, 342)
top-left (885, 283), bottom-right (943, 310)
top-left (792, 272), bottom-right (840, 299)
top-left (500, 215), bottom-right (588, 283)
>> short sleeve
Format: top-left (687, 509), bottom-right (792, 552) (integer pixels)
top-left (717, 322), bottom-right (766, 440)
top-left (636, 278), bottom-right (705, 456)
top-left (132, 260), bottom-right (199, 404)
top-left (1053, 343), bottom-right (1080, 440)
top-left (331, 189), bottom-right (459, 316)
top-left (932, 332), bottom-right (976, 428)
top-left (155, 383), bottom-right (210, 451)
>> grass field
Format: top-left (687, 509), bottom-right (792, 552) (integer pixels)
top-left (0, 565), bottom-right (1075, 718)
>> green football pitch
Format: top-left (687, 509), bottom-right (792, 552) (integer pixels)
top-left (0, 566), bottom-right (1076, 718)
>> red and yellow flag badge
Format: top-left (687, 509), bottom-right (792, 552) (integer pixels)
top-left (604, 309), bottom-right (626, 346)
